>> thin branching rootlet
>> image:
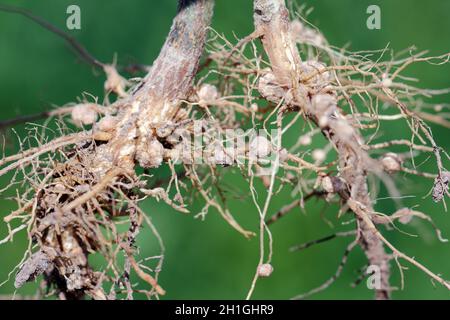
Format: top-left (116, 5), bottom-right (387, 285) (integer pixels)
top-left (0, 0), bottom-right (449, 299)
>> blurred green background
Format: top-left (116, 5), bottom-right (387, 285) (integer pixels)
top-left (0, 0), bottom-right (449, 299)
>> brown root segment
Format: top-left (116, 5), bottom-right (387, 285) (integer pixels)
top-left (136, 0), bottom-right (214, 116)
top-left (254, 0), bottom-right (302, 87)
top-left (92, 0), bottom-right (215, 174)
top-left (253, 0), bottom-right (391, 299)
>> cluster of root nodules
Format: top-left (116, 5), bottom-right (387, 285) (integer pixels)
top-left (1, 134), bottom-right (164, 300)
top-left (1, 10), bottom-right (450, 299)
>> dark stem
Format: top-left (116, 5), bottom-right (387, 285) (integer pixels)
top-left (0, 4), bottom-right (149, 74)
top-left (0, 111), bottom-right (52, 129)
top-left (0, 4), bottom-right (104, 69)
